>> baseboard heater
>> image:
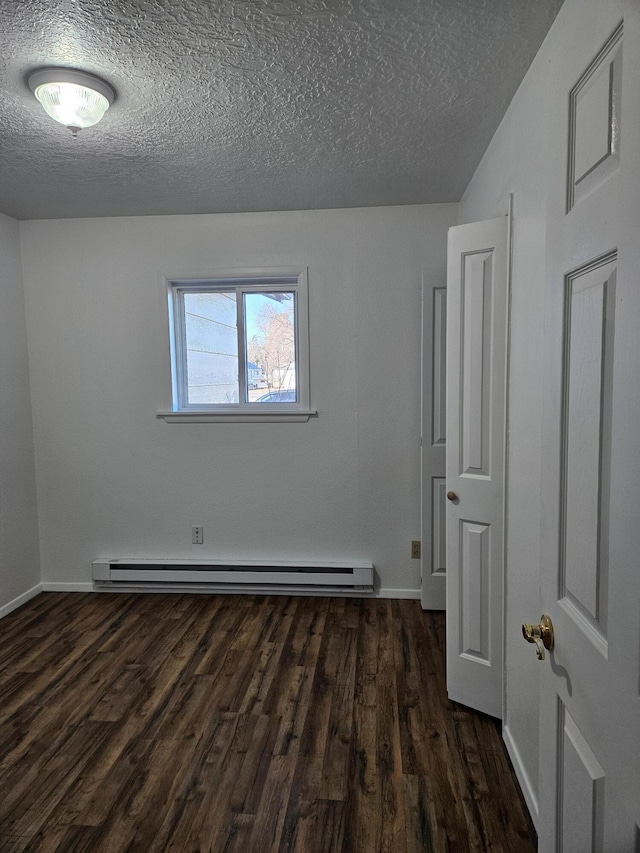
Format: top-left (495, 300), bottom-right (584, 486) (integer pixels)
top-left (92, 558), bottom-right (375, 596)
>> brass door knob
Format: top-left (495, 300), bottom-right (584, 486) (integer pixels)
top-left (446, 491), bottom-right (458, 501)
top-left (522, 615), bottom-right (554, 660)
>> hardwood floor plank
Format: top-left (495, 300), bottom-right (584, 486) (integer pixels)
top-left (0, 593), bottom-right (536, 853)
top-left (1, 721), bottom-right (117, 845)
top-left (220, 812), bottom-right (255, 853)
top-left (50, 825), bottom-right (105, 853)
top-left (245, 753), bottom-right (297, 853)
top-left (278, 627), bottom-right (337, 851)
top-left (376, 601), bottom-right (407, 852)
top-left (59, 722), bottom-right (154, 829)
top-left (236, 711), bottom-right (282, 816)
top-left (284, 799), bottom-right (346, 853)
top-left (317, 625), bottom-right (357, 801)
top-left (144, 712), bottom-right (246, 853)
top-left (393, 604), bottom-right (483, 850)
top-left (343, 601), bottom-right (384, 853)
top-left (404, 774), bottom-right (438, 853)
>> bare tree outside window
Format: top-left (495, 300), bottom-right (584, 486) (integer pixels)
top-left (247, 295), bottom-right (296, 394)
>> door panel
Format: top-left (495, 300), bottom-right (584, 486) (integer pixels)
top-left (459, 520), bottom-right (490, 662)
top-left (461, 252), bottom-right (493, 477)
top-left (538, 4), bottom-right (640, 849)
top-left (446, 216), bottom-right (508, 719)
top-left (431, 477), bottom-right (447, 578)
top-left (421, 281), bottom-right (447, 610)
top-left (559, 704), bottom-right (605, 853)
top-left (432, 287), bottom-right (447, 448)
top-left (568, 23), bottom-right (622, 210)
top-left (562, 258), bottom-right (616, 642)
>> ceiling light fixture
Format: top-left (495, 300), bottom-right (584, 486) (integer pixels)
top-left (28, 68), bottom-right (115, 138)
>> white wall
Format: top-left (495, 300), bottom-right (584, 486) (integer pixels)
top-left (0, 213), bottom-right (40, 613)
top-left (20, 204), bottom-right (456, 594)
top-left (459, 0), bottom-right (590, 825)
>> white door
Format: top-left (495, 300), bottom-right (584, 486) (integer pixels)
top-left (445, 216), bottom-right (509, 719)
top-left (421, 277), bottom-right (447, 610)
top-left (536, 4), bottom-right (640, 850)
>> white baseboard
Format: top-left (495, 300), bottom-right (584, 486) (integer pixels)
top-left (377, 587), bottom-right (421, 599)
top-left (503, 723), bottom-right (539, 830)
top-left (0, 583), bottom-right (43, 620)
top-left (41, 582), bottom-right (93, 592)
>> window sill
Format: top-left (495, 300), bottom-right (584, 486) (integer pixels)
top-left (156, 409), bottom-right (318, 424)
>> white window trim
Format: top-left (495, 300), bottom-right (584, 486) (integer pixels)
top-left (157, 267), bottom-right (316, 423)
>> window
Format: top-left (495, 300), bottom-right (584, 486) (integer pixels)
top-left (160, 269), bottom-right (313, 422)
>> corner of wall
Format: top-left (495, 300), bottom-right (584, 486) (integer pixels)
top-left (0, 213), bottom-right (42, 612)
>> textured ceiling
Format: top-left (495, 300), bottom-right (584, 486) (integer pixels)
top-left (0, 0), bottom-right (564, 220)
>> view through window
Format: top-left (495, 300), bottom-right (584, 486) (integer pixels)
top-left (183, 290), bottom-right (297, 405)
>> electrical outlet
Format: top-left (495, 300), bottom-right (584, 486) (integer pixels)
top-left (192, 525), bottom-right (204, 545)
top-left (411, 540), bottom-right (421, 559)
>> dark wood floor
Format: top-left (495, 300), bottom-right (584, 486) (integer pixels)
top-left (0, 593), bottom-right (536, 852)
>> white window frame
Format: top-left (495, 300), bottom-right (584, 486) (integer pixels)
top-left (157, 268), bottom-right (315, 423)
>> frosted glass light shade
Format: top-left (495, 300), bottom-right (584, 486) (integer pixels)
top-left (28, 68), bottom-right (115, 133)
